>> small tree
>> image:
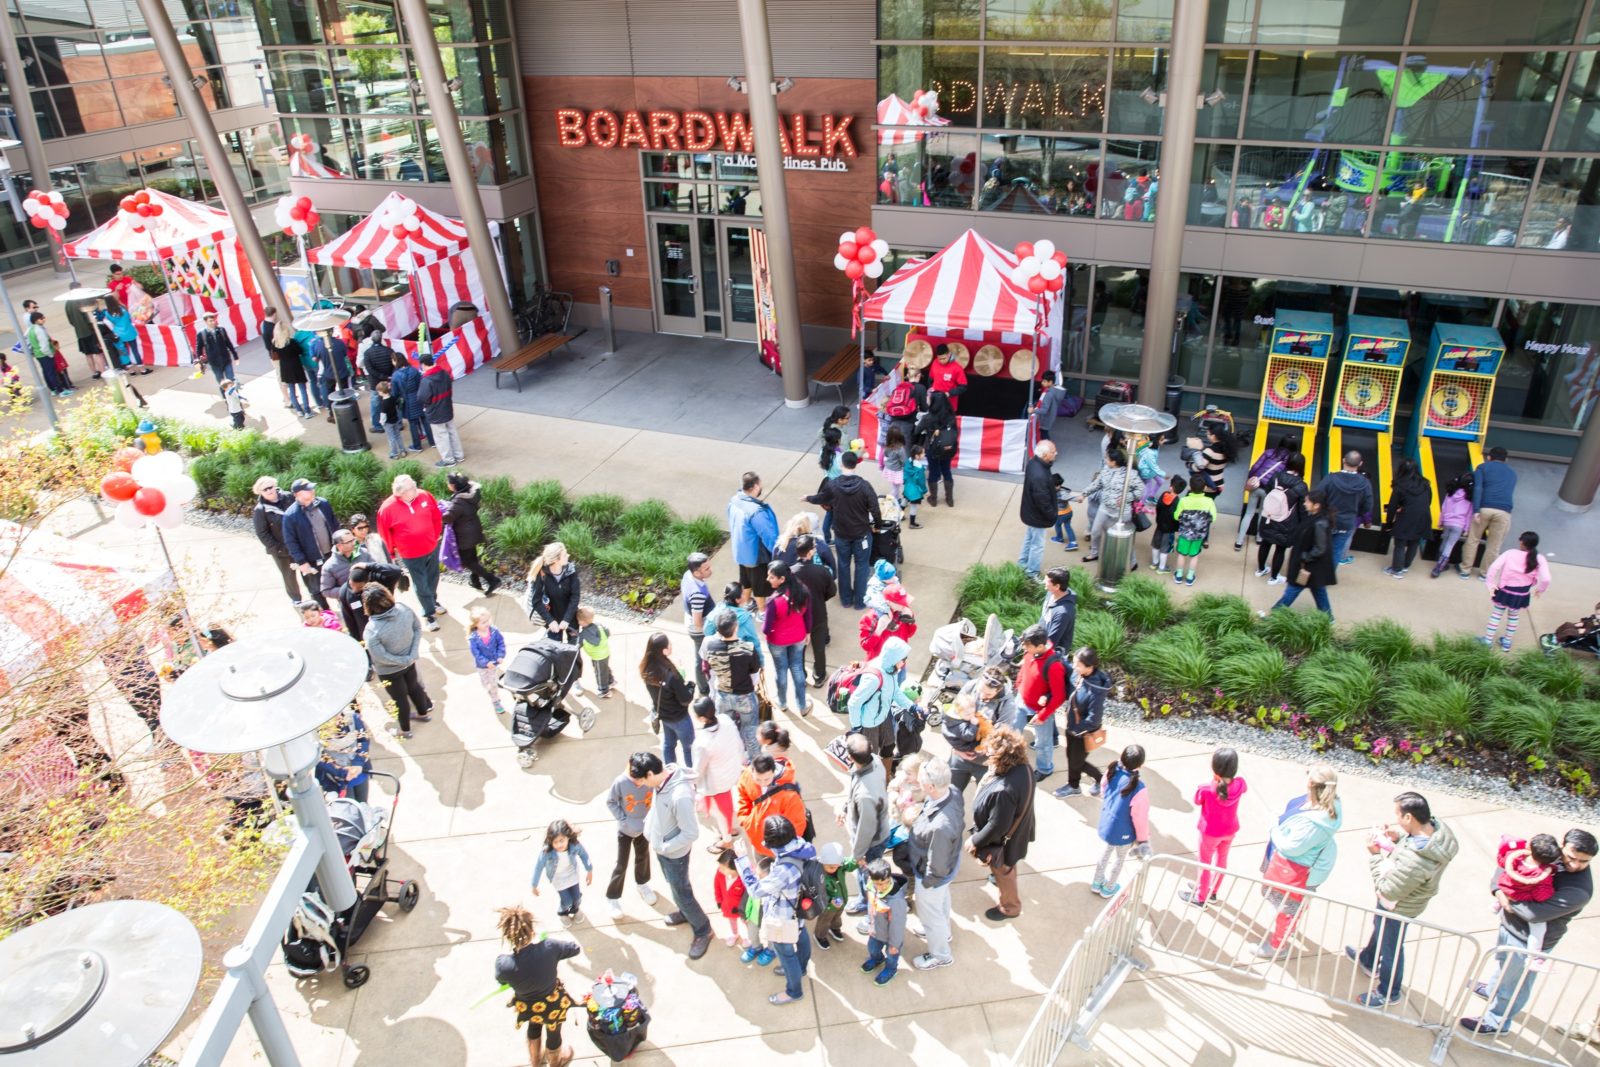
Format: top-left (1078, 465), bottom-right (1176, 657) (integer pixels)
top-left (346, 12), bottom-right (399, 99)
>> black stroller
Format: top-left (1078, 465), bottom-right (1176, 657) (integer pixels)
top-left (503, 637), bottom-right (595, 767)
top-left (282, 770), bottom-right (419, 988)
top-left (1542, 603), bottom-right (1600, 659)
top-left (872, 493), bottom-right (904, 565)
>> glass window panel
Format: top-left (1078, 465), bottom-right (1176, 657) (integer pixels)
top-left (341, 2), bottom-right (399, 45)
top-left (424, 0), bottom-right (507, 44)
top-left (1209, 276), bottom-right (1348, 390)
top-left (41, 164), bottom-right (92, 237)
top-left (1117, 0), bottom-right (1173, 42)
top-left (51, 84), bottom-right (120, 135)
top-left (1588, 5), bottom-right (1600, 43)
top-left (1060, 262), bottom-right (1092, 376)
top-left (335, 47), bottom-right (410, 113)
top-left (1204, 0), bottom-right (1255, 43)
top-left (1244, 50), bottom-right (1396, 144)
top-left (1411, 0), bottom-right (1583, 46)
top-left (194, 67), bottom-right (230, 111)
top-left (253, 0), bottom-right (323, 46)
top-left (26, 34), bottom-right (107, 84)
top-left (984, 47), bottom-right (1107, 133)
top-left (1174, 274), bottom-right (1214, 387)
top-left (1553, 50), bottom-right (1600, 152)
top-left (1196, 50), bottom-right (1247, 137)
top-left (419, 118), bottom-right (446, 179)
top-left (1255, 0), bottom-right (1410, 46)
top-left (280, 116), bottom-right (354, 176)
top-left (645, 182), bottom-right (706, 213)
top-left (347, 116), bottom-right (422, 179)
top-left (115, 73), bottom-right (178, 124)
top-left (209, 18), bottom-right (261, 65)
top-left (436, 43), bottom-right (515, 116)
top-left (716, 155), bottom-right (758, 181)
top-left (985, 0), bottom-right (1110, 40)
top-left (878, 0), bottom-right (979, 38)
top-left (877, 131), bottom-right (979, 209)
top-left (1086, 266), bottom-right (1150, 377)
top-left (1369, 152), bottom-right (1535, 246)
top-left (0, 176), bottom-right (41, 270)
top-left (878, 45), bottom-right (979, 129)
top-left (1101, 139), bottom-right (1160, 221)
top-left (718, 184), bottom-right (760, 216)
top-left (16, 0), bottom-right (93, 33)
top-left (28, 88), bottom-right (63, 140)
top-left (645, 152), bottom-right (712, 179)
top-left (502, 210), bottom-right (544, 302)
top-left (77, 154), bottom-right (140, 223)
top-left (183, 22), bottom-right (224, 67)
top-left (1523, 157), bottom-right (1598, 251)
top-left (461, 116), bottom-right (525, 182)
top-left (145, 147), bottom-right (214, 200)
top-left (1189, 143), bottom-right (1233, 226)
top-left (1388, 53), bottom-right (1565, 152)
top-left (224, 123), bottom-right (288, 196)
top-left (1493, 300), bottom-right (1600, 430)
top-left (1108, 47), bottom-right (1165, 134)
top-left (1232, 146), bottom-right (1368, 235)
top-left (268, 50), bottom-right (336, 114)
top-left (978, 133), bottom-right (1099, 214)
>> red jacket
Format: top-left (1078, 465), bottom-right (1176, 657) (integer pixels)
top-left (925, 358), bottom-right (968, 412)
top-left (1016, 642), bottom-right (1069, 723)
top-left (377, 491), bottom-right (443, 560)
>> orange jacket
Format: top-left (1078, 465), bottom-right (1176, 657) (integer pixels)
top-left (735, 760), bottom-right (808, 856)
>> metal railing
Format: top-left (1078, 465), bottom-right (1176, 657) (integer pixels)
top-left (1434, 944), bottom-right (1600, 1067)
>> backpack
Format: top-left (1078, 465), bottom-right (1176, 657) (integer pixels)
top-left (1261, 483), bottom-right (1292, 523)
top-left (893, 702), bottom-right (929, 757)
top-left (281, 891), bottom-right (342, 978)
top-left (826, 662), bottom-right (880, 715)
top-left (885, 381), bottom-right (918, 418)
top-left (933, 421), bottom-right (958, 458)
top-left (759, 781), bottom-right (817, 843)
top-left (783, 855), bottom-right (827, 921)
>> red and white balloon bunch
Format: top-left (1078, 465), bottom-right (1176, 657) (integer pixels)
top-left (385, 200), bottom-right (425, 242)
top-left (288, 133), bottom-right (316, 155)
top-left (1011, 239), bottom-right (1068, 297)
top-left (275, 194), bottom-right (321, 237)
top-left (909, 90), bottom-right (940, 120)
top-left (23, 190), bottom-right (68, 234)
top-left (100, 449), bottom-right (197, 531)
top-left (118, 190), bottom-right (165, 233)
top-left (834, 226), bottom-right (889, 282)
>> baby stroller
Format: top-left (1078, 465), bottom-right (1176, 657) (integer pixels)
top-left (1542, 603), bottom-right (1600, 658)
top-left (1086, 380), bottom-right (1134, 430)
top-left (282, 770), bottom-right (419, 989)
top-left (927, 613), bottom-right (1013, 695)
top-left (503, 637), bottom-right (596, 767)
top-left (872, 494), bottom-right (904, 565)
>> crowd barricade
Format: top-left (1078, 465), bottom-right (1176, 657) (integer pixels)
top-left (1432, 944), bottom-right (1600, 1067)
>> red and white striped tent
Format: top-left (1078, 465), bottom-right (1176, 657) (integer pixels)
top-left (289, 145), bottom-right (348, 180)
top-left (62, 188), bottom-right (235, 262)
top-left (876, 93), bottom-right (953, 145)
top-left (305, 191), bottom-right (468, 273)
top-left (862, 227), bottom-right (1043, 335)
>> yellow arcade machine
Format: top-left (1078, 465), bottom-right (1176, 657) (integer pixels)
top-left (1325, 316), bottom-right (1410, 522)
top-left (1252, 310), bottom-right (1337, 476)
top-left (1407, 323), bottom-right (1505, 526)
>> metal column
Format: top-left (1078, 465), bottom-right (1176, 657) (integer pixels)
top-left (0, 11), bottom-right (68, 275)
top-left (1135, 0), bottom-right (1210, 408)
top-left (735, 0), bottom-right (809, 408)
top-left (1557, 411), bottom-right (1600, 511)
top-left (394, 0), bottom-right (520, 356)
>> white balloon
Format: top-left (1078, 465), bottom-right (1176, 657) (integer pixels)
top-left (1010, 266), bottom-right (1030, 287)
top-left (833, 253), bottom-right (850, 271)
top-left (152, 503), bottom-right (184, 529)
top-left (50, 217), bottom-right (66, 230)
top-left (839, 231), bottom-right (857, 246)
top-left (864, 259), bottom-right (884, 279)
top-left (1020, 256), bottom-right (1041, 275)
top-left (1039, 258), bottom-right (1062, 281)
top-left (159, 474), bottom-right (197, 505)
top-left (132, 450), bottom-right (183, 485)
top-left (871, 239), bottom-right (889, 257)
top-left (115, 499), bottom-right (147, 529)
top-left (1034, 239), bottom-right (1056, 260)
top-left (47, 191), bottom-right (64, 204)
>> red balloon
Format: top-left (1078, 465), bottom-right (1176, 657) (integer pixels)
top-left (30, 217), bottom-right (45, 228)
top-left (305, 211), bottom-right (320, 227)
top-left (289, 204), bottom-right (307, 220)
top-left (132, 486), bottom-right (167, 516)
top-left (1014, 241), bottom-right (1034, 258)
top-left (150, 204), bottom-right (163, 216)
top-left (54, 203), bottom-right (68, 216)
top-left (838, 241), bottom-right (858, 261)
top-left (844, 259), bottom-right (865, 280)
top-left (1052, 251), bottom-right (1068, 266)
top-left (120, 195), bottom-right (137, 212)
top-left (136, 204), bottom-right (151, 217)
top-left (297, 196), bottom-right (312, 210)
top-left (854, 226), bottom-right (876, 246)
top-left (134, 190), bottom-right (149, 204)
top-left (1047, 275), bottom-right (1065, 292)
top-left (113, 446), bottom-right (144, 472)
top-left (856, 243), bottom-right (877, 264)
top-left (101, 471), bottom-right (138, 501)
top-left (1028, 275), bottom-right (1046, 294)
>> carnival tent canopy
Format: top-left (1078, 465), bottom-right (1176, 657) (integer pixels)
top-left (305, 191), bottom-right (469, 273)
top-left (861, 228), bottom-right (1041, 335)
top-left (876, 93), bottom-right (953, 145)
top-left (62, 188), bottom-right (237, 262)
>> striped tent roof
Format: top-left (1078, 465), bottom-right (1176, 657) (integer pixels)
top-left (876, 93), bottom-right (953, 145)
top-left (289, 150), bottom-right (349, 180)
top-left (304, 191), bottom-right (469, 272)
top-left (62, 188), bottom-right (236, 262)
top-left (861, 228), bottom-right (1040, 335)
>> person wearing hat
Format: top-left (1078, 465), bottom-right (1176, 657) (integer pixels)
top-left (320, 527), bottom-right (372, 602)
top-left (281, 478), bottom-right (339, 609)
top-left (814, 841), bottom-right (856, 950)
top-left (416, 351), bottom-right (463, 468)
top-left (1460, 446), bottom-right (1518, 580)
top-left (251, 475), bottom-right (302, 604)
top-left (194, 310), bottom-right (239, 385)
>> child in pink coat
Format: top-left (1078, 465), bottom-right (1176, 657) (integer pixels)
top-left (1483, 531), bottom-right (1552, 651)
top-left (1430, 475), bottom-right (1474, 579)
top-left (1185, 747), bottom-right (1247, 907)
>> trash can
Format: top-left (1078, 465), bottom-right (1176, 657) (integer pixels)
top-left (1164, 375), bottom-right (1186, 420)
top-left (329, 388), bottom-right (370, 454)
top-left (448, 301), bottom-right (478, 331)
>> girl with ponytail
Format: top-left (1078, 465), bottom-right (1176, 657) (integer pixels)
top-left (1185, 747), bottom-right (1247, 907)
top-left (1482, 530), bottom-right (1551, 652)
top-left (1091, 745), bottom-right (1150, 899)
top-left (1257, 765), bottom-right (1342, 956)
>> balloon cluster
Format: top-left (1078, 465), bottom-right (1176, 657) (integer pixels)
top-left (385, 199), bottom-right (424, 242)
top-left (275, 194), bottom-right (321, 237)
top-left (834, 226), bottom-right (889, 282)
top-left (101, 449), bottom-right (197, 531)
top-left (1011, 239), bottom-right (1067, 296)
top-left (23, 190), bottom-right (68, 232)
top-left (288, 133), bottom-right (316, 155)
top-left (118, 190), bottom-right (165, 233)
top-left (909, 90), bottom-right (940, 120)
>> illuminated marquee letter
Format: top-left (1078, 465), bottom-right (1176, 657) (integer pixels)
top-left (555, 108), bottom-right (587, 147)
top-left (821, 115), bottom-right (856, 158)
top-left (647, 110), bottom-right (682, 151)
top-left (619, 110), bottom-right (650, 149)
top-left (683, 110), bottom-right (717, 151)
top-left (789, 113), bottom-right (820, 157)
top-left (714, 111), bottom-right (755, 153)
top-left (586, 109), bottom-right (620, 148)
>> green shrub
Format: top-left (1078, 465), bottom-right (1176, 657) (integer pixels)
top-left (674, 514), bottom-right (724, 553)
top-left (957, 563), bottom-right (1038, 609)
top-left (1258, 608), bottom-right (1334, 656)
top-left (290, 445), bottom-right (339, 485)
top-left (177, 424), bottom-right (223, 455)
top-left (517, 479), bottom-right (570, 522)
top-left (554, 520), bottom-right (600, 565)
top-left (573, 493), bottom-right (627, 530)
top-left (218, 428), bottom-right (265, 460)
top-left (595, 531), bottom-right (683, 583)
top-left (387, 458), bottom-right (426, 487)
top-left (1110, 574), bottom-right (1175, 632)
top-left (619, 498), bottom-right (676, 538)
top-left (1344, 618), bottom-right (1416, 669)
top-left (1479, 677), bottom-right (1561, 756)
top-left (1508, 649), bottom-right (1587, 701)
top-left (1127, 624), bottom-right (1213, 690)
top-left (479, 475), bottom-right (517, 518)
top-left (966, 597), bottom-right (1041, 637)
top-left (332, 450), bottom-right (384, 482)
top-left (189, 453), bottom-right (228, 497)
top-left (420, 470), bottom-right (451, 500)
top-left (1383, 662), bottom-right (1478, 740)
top-left (221, 461), bottom-right (274, 510)
top-left (254, 438), bottom-right (302, 473)
top-left (1560, 702), bottom-right (1600, 766)
top-left (1293, 648), bottom-right (1381, 726)
top-left (1217, 630), bottom-right (1272, 658)
top-left (1431, 633), bottom-right (1505, 683)
top-left (326, 474), bottom-right (379, 520)
top-left (1216, 648), bottom-right (1291, 702)
top-left (488, 513), bottom-right (550, 560)
top-left (1075, 611), bottom-right (1129, 665)
top-left (1186, 593), bottom-right (1256, 641)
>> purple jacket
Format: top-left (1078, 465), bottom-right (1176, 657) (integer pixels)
top-left (1439, 488), bottom-right (1473, 530)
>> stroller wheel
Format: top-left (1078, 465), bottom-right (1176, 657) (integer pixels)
top-left (517, 748), bottom-right (537, 768)
top-left (399, 880), bottom-right (420, 912)
top-left (1540, 633), bottom-right (1558, 655)
top-left (343, 965), bottom-right (371, 989)
top-left (925, 708), bottom-right (945, 729)
top-left (576, 707), bottom-right (597, 733)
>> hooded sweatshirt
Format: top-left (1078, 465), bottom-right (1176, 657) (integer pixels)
top-left (807, 473), bottom-right (881, 540)
top-left (363, 604), bottom-right (420, 674)
top-left (643, 765), bottom-right (700, 858)
top-left (1369, 818), bottom-right (1459, 917)
top-left (1315, 469), bottom-right (1373, 527)
top-left (736, 760), bottom-right (809, 855)
top-left (1270, 800), bottom-right (1344, 888)
top-left (1439, 488), bottom-right (1473, 530)
top-left (868, 872), bottom-right (910, 949)
top-left (846, 637), bottom-right (914, 729)
top-left (606, 773), bottom-right (653, 836)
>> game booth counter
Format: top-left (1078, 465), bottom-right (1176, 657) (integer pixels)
top-left (304, 191), bottom-right (504, 378)
top-left (857, 228), bottom-right (1065, 475)
top-left (61, 188), bottom-right (266, 366)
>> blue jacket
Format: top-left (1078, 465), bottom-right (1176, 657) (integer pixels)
top-left (310, 336), bottom-right (348, 383)
top-left (1270, 800), bottom-right (1343, 887)
top-left (530, 840), bottom-right (593, 889)
top-left (1472, 460), bottom-right (1517, 513)
top-left (315, 711), bottom-right (372, 794)
top-left (469, 626), bottom-right (506, 668)
top-left (847, 637), bottom-right (914, 729)
top-left (727, 491), bottom-right (778, 567)
top-left (390, 364), bottom-right (425, 419)
top-left (282, 497), bottom-right (338, 567)
top-left (734, 838), bottom-right (817, 923)
top-left (1097, 765), bottom-right (1147, 846)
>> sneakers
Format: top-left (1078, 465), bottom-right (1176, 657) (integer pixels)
top-left (1184, 573), bottom-right (1196, 586)
top-left (1458, 567), bottom-right (1475, 580)
top-left (1429, 565), bottom-right (1445, 579)
top-left (911, 954), bottom-right (953, 971)
top-left (1049, 534), bottom-right (1064, 543)
top-left (909, 518), bottom-right (923, 529)
top-left (845, 898), bottom-right (868, 916)
top-left (434, 459), bottom-right (455, 468)
top-left (1253, 941), bottom-right (1281, 958)
top-left (1087, 782), bottom-right (1101, 797)
top-left (815, 933), bottom-right (832, 950)
top-left (637, 883), bottom-right (658, 905)
top-left (1255, 567), bottom-right (1269, 577)
top-left (768, 992), bottom-right (802, 1005)
top-left (1173, 571), bottom-right (1185, 585)
top-left (1357, 991), bottom-right (1398, 1007)
top-left (1268, 575), bottom-right (1287, 585)
top-left (1090, 880), bottom-right (1105, 895)
top-left (1065, 542), bottom-right (1080, 551)
top-left (1052, 784), bottom-right (1081, 798)
top-left (424, 617), bottom-right (440, 632)
top-left (413, 712), bottom-right (432, 723)
top-left (1344, 945), bottom-right (1372, 977)
top-left (1477, 636), bottom-right (1494, 647)
top-left (874, 966), bottom-right (897, 986)
top-left (1337, 556), bottom-right (1354, 566)
top-left (739, 946), bottom-right (760, 964)
top-left (755, 948), bottom-right (775, 967)
top-left (1180, 890), bottom-right (1208, 908)
top-left (688, 933), bottom-right (712, 960)
top-left (856, 919), bottom-right (871, 935)
top-left (1499, 636), bottom-right (1513, 652)
top-left (1096, 882), bottom-right (1120, 898)
top-left (608, 898), bottom-right (624, 921)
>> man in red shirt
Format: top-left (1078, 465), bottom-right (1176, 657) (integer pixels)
top-left (1015, 624), bottom-right (1069, 783)
top-left (376, 473), bottom-right (446, 630)
top-left (107, 263), bottom-right (134, 307)
top-left (924, 344), bottom-right (969, 413)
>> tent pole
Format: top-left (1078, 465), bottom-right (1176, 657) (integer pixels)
top-left (297, 234), bottom-right (320, 305)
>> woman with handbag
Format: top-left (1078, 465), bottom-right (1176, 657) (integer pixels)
top-left (967, 726), bottom-right (1036, 920)
top-left (640, 633), bottom-right (695, 766)
top-left (1054, 647), bottom-right (1110, 800)
top-left (1256, 765), bottom-right (1342, 957)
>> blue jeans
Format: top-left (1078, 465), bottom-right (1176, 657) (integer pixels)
top-left (1273, 582), bottom-right (1332, 618)
top-left (1018, 524), bottom-right (1047, 577)
top-left (1031, 713), bottom-right (1056, 775)
top-left (716, 691), bottom-right (760, 759)
top-left (821, 510), bottom-right (834, 544)
top-left (1332, 522), bottom-right (1356, 564)
top-left (399, 547), bottom-right (441, 620)
top-left (408, 414), bottom-right (431, 450)
top-left (928, 453), bottom-right (953, 487)
top-left (774, 928), bottom-right (812, 999)
top-left (662, 716), bottom-right (695, 767)
top-left (657, 851), bottom-right (710, 939)
top-left (1053, 514), bottom-right (1078, 546)
top-left (557, 885), bottom-right (582, 914)
top-left (1359, 903), bottom-right (1405, 1000)
top-left (864, 935), bottom-right (900, 980)
top-left (368, 390), bottom-right (383, 431)
top-left (117, 338), bottom-right (143, 367)
top-left (771, 642), bottom-right (806, 709)
top-left (309, 375), bottom-right (330, 410)
top-left (286, 380), bottom-right (312, 415)
top-left (383, 424), bottom-right (405, 456)
top-left (838, 532), bottom-right (872, 609)
top-left (1483, 926), bottom-right (1540, 1030)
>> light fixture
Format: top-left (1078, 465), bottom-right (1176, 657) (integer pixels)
top-left (1205, 88), bottom-right (1227, 107)
top-left (726, 75), bottom-right (746, 93)
top-left (189, 74), bottom-right (208, 90)
top-left (773, 76), bottom-right (794, 94)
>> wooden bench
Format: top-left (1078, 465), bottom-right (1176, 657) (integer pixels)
top-left (488, 333), bottom-right (575, 392)
top-left (810, 341), bottom-right (860, 404)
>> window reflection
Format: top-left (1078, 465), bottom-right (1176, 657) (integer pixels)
top-left (1370, 153), bottom-right (1535, 246)
top-left (984, 47), bottom-right (1107, 133)
top-left (1232, 146), bottom-right (1368, 235)
top-left (1244, 50), bottom-right (1396, 144)
top-left (1388, 53), bottom-right (1565, 152)
top-left (1494, 299), bottom-right (1600, 430)
top-left (877, 132), bottom-right (979, 209)
top-left (1523, 157), bottom-right (1599, 251)
top-left (878, 45), bottom-right (979, 129)
top-left (978, 134), bottom-right (1099, 215)
top-left (1189, 144), bottom-right (1233, 226)
top-left (1101, 140), bottom-right (1160, 221)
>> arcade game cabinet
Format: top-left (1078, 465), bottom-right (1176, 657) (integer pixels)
top-left (1251, 310), bottom-right (1337, 476)
top-left (1325, 316), bottom-right (1410, 529)
top-left (1406, 323), bottom-right (1504, 526)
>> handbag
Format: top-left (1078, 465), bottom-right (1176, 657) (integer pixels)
top-left (824, 733), bottom-right (853, 772)
top-left (648, 681), bottom-right (662, 735)
top-left (1083, 728), bottom-right (1107, 752)
top-left (973, 769), bottom-right (1034, 867)
top-left (759, 911), bottom-right (799, 945)
top-left (757, 689), bottom-right (775, 723)
top-left (1130, 501), bottom-right (1153, 532)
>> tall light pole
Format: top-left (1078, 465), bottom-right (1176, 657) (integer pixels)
top-left (0, 15), bottom-right (68, 276)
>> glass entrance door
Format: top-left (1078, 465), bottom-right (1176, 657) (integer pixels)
top-left (649, 215), bottom-right (763, 340)
top-left (721, 221), bottom-right (759, 343)
top-left (651, 219), bottom-right (702, 335)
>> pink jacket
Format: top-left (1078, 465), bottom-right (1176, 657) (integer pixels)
top-left (1194, 777), bottom-right (1248, 838)
top-left (1439, 489), bottom-right (1473, 531)
top-left (762, 588), bottom-right (811, 646)
top-left (1485, 549), bottom-right (1551, 596)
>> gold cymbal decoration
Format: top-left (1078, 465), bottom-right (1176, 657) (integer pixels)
top-left (903, 338), bottom-right (933, 369)
top-left (947, 341), bottom-right (970, 368)
top-left (1008, 348), bottom-right (1037, 380)
top-left (972, 344), bottom-right (1004, 376)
